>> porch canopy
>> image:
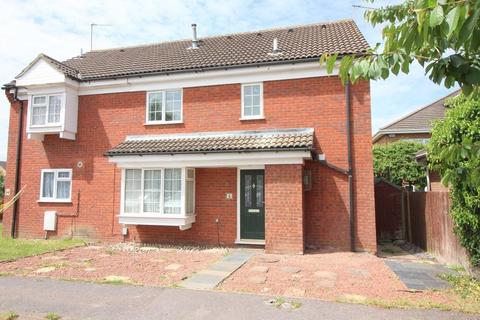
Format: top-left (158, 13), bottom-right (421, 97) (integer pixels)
top-left (105, 128), bottom-right (314, 168)
top-left (106, 128), bottom-right (314, 229)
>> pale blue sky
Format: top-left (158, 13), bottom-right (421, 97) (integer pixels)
top-left (0, 0), bottom-right (457, 161)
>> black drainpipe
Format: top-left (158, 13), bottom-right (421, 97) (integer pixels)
top-left (11, 86), bottom-right (24, 238)
top-left (345, 82), bottom-right (355, 252)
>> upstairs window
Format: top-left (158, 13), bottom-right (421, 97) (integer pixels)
top-left (40, 169), bottom-right (72, 202)
top-left (241, 83), bottom-right (263, 119)
top-left (146, 90), bottom-right (182, 124)
top-left (31, 94), bottom-right (62, 126)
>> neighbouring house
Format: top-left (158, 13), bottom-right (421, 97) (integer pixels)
top-left (2, 20), bottom-right (376, 254)
top-left (0, 161), bottom-right (6, 176)
top-left (372, 90), bottom-right (460, 146)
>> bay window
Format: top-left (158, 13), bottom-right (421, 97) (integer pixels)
top-left (31, 94), bottom-right (62, 126)
top-left (122, 168), bottom-right (195, 217)
top-left (39, 169), bottom-right (72, 202)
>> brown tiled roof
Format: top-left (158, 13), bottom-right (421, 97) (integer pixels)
top-left (61, 19), bottom-right (368, 81)
top-left (373, 90), bottom-right (460, 142)
top-left (106, 128), bottom-right (314, 156)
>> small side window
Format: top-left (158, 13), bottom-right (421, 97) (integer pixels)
top-left (40, 169), bottom-right (72, 202)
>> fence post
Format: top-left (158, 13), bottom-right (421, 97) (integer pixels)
top-left (406, 190), bottom-right (412, 242)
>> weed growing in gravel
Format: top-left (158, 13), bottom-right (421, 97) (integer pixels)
top-left (45, 312), bottom-right (61, 320)
top-left (41, 261), bottom-right (70, 269)
top-left (0, 311), bottom-right (19, 320)
top-left (274, 297), bottom-right (286, 308)
top-left (290, 301), bottom-right (302, 309)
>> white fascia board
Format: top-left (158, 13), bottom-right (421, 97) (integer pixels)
top-left (78, 62), bottom-right (338, 96)
top-left (372, 129), bottom-right (430, 143)
top-left (11, 62), bottom-right (337, 98)
top-left (109, 151), bottom-right (311, 168)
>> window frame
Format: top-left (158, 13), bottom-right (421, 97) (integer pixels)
top-left (30, 94), bottom-right (63, 127)
top-left (120, 168), bottom-right (194, 217)
top-left (145, 89), bottom-right (183, 125)
top-left (240, 83), bottom-right (264, 120)
top-left (39, 169), bottom-right (73, 203)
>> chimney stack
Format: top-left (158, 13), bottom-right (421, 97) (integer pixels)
top-left (191, 23), bottom-right (199, 49)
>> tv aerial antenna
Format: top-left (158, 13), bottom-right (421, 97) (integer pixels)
top-left (90, 23), bottom-right (111, 50)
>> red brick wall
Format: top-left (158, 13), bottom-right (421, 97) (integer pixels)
top-left (265, 164), bottom-right (304, 254)
top-left (3, 76), bottom-right (376, 252)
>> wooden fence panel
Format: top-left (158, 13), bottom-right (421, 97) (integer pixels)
top-left (408, 192), bottom-right (469, 265)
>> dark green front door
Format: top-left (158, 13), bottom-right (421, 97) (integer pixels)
top-left (240, 170), bottom-right (265, 240)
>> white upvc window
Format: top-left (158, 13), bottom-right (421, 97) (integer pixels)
top-left (146, 89), bottom-right (183, 124)
top-left (39, 169), bottom-right (72, 202)
top-left (122, 168), bottom-right (195, 216)
top-left (30, 94), bottom-right (62, 126)
top-left (241, 83), bottom-right (263, 119)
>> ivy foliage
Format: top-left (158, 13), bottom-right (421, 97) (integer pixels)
top-left (428, 93), bottom-right (480, 266)
top-left (373, 141), bottom-right (427, 188)
top-left (320, 0), bottom-right (480, 95)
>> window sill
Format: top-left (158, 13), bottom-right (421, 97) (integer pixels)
top-left (144, 121), bottom-right (183, 126)
top-left (29, 123), bottom-right (62, 128)
top-left (118, 214), bottom-right (195, 227)
top-left (37, 199), bottom-right (72, 204)
top-left (239, 116), bottom-right (265, 121)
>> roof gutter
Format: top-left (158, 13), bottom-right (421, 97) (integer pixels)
top-left (80, 53), bottom-right (365, 82)
top-left (104, 147), bottom-right (314, 157)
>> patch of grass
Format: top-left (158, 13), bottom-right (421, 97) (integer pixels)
top-left (0, 224), bottom-right (85, 262)
top-left (440, 273), bottom-right (480, 301)
top-left (41, 261), bottom-right (70, 269)
top-left (101, 279), bottom-right (128, 285)
top-left (0, 311), bottom-right (19, 320)
top-left (336, 293), bottom-right (480, 314)
top-left (0, 272), bottom-right (11, 277)
top-left (381, 248), bottom-right (396, 254)
top-left (273, 297), bottom-right (286, 308)
top-left (45, 312), bottom-right (61, 320)
top-left (104, 248), bottom-right (116, 256)
top-left (290, 300), bottom-right (302, 310)
top-left (169, 283), bottom-right (181, 288)
top-left (446, 264), bottom-right (466, 272)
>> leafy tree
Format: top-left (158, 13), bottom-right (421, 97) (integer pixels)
top-left (428, 93), bottom-right (480, 266)
top-left (373, 141), bottom-right (427, 188)
top-left (320, 0), bottom-right (480, 94)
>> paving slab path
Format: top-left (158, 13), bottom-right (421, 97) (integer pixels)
top-left (385, 260), bottom-right (454, 290)
top-left (179, 250), bottom-right (255, 290)
top-left (0, 276), bottom-right (477, 320)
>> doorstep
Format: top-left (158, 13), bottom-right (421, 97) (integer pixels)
top-left (235, 239), bottom-right (266, 245)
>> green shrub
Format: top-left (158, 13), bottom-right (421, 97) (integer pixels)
top-left (428, 93), bottom-right (480, 266)
top-left (373, 141), bottom-right (426, 189)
